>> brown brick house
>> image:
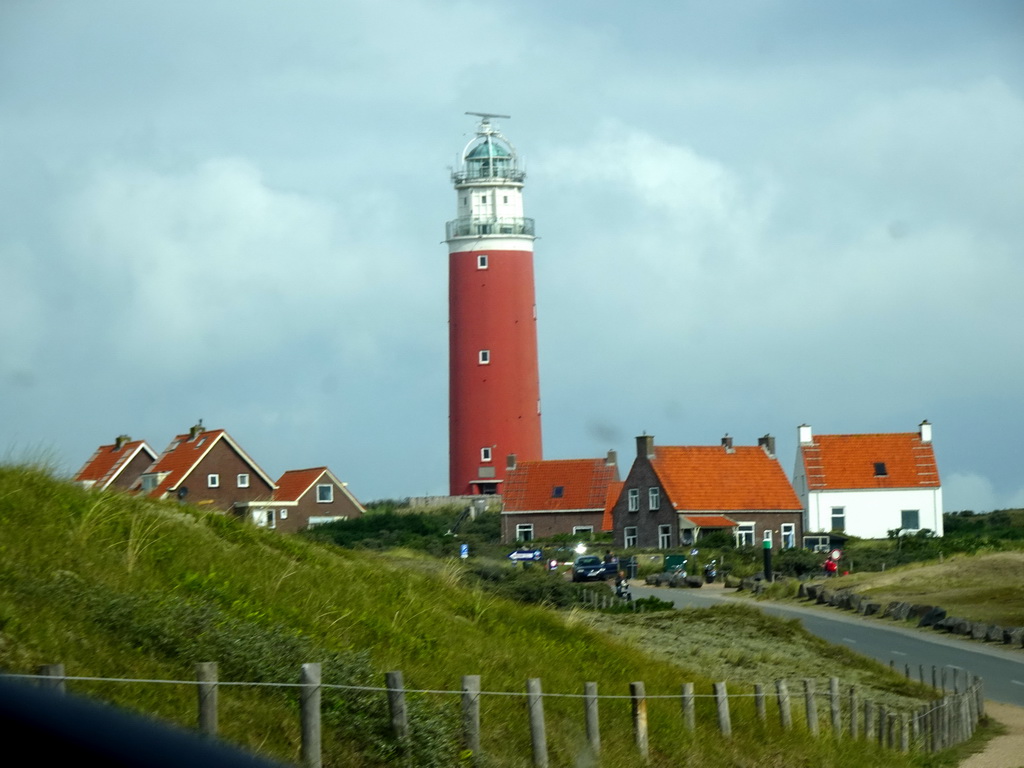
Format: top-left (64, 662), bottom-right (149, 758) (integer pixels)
top-left (241, 467), bottom-right (365, 533)
top-left (74, 435), bottom-right (158, 491)
top-left (610, 434), bottom-right (803, 550)
top-left (500, 451), bottom-right (620, 543)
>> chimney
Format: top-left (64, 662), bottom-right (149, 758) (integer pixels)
top-left (919, 420), bottom-right (932, 443)
top-left (189, 421), bottom-right (204, 440)
top-left (636, 434), bottom-right (655, 460)
top-left (605, 449), bottom-right (617, 468)
top-left (114, 434), bottom-right (130, 451)
top-left (721, 434), bottom-right (734, 452)
top-left (757, 434), bottom-right (776, 457)
top-left (798, 424), bottom-right (813, 444)
top-left (506, 453), bottom-right (517, 471)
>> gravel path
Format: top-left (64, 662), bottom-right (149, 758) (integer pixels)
top-left (960, 701), bottom-right (1024, 768)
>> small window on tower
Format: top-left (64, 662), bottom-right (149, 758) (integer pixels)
top-left (503, 195), bottom-right (508, 204)
top-left (481, 447), bottom-right (492, 462)
top-left (477, 254), bottom-right (488, 269)
top-left (479, 350), bottom-right (490, 365)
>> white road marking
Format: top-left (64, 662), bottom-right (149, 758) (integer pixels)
top-left (842, 638), bottom-right (857, 644)
top-left (891, 651), bottom-right (907, 656)
top-left (1012, 680), bottom-right (1024, 687)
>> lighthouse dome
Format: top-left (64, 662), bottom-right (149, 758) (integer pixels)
top-left (466, 138), bottom-right (512, 159)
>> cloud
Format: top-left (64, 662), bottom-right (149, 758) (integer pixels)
top-left (62, 157), bottom-right (407, 373)
top-left (943, 471), bottom-right (1024, 513)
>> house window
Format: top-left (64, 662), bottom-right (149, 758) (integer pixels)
top-left (237, 473), bottom-right (249, 488)
top-left (480, 447), bottom-right (492, 462)
top-left (648, 487), bottom-right (660, 511)
top-left (503, 195), bottom-right (508, 204)
top-left (573, 525), bottom-right (593, 536)
top-left (481, 195), bottom-right (487, 203)
top-left (479, 350), bottom-right (490, 365)
top-left (317, 484), bottom-right (334, 503)
top-left (831, 507), bottom-right (846, 532)
top-left (735, 523), bottom-right (755, 547)
top-left (781, 523), bottom-right (796, 549)
top-left (516, 523), bottom-right (534, 542)
top-left (477, 254), bottom-right (488, 269)
top-left (207, 473), bottom-right (219, 489)
top-left (624, 526), bottom-right (638, 549)
top-left (280, 509), bottom-right (288, 520)
top-left (552, 485), bottom-right (564, 498)
top-left (874, 462), bottom-right (888, 477)
top-left (141, 475), bottom-right (158, 492)
top-left (627, 488), bottom-right (640, 512)
top-left (658, 524), bottom-right (672, 549)
top-left (267, 509), bottom-right (276, 529)
top-left (901, 509), bottom-right (920, 530)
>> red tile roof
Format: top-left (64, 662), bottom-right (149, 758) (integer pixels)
top-left (273, 468), bottom-right (329, 501)
top-left (601, 480), bottom-right (624, 532)
top-left (139, 428), bottom-right (275, 498)
top-left (503, 458), bottom-right (620, 513)
top-left (74, 439), bottom-right (156, 489)
top-left (801, 432), bottom-right (940, 490)
top-left (652, 446), bottom-right (802, 511)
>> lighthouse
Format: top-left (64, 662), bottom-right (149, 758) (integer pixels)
top-left (446, 113), bottom-right (543, 496)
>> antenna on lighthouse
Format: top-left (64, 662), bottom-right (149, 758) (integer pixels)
top-left (465, 111), bottom-right (511, 120)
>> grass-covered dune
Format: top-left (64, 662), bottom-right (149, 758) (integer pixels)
top-left (0, 466), bottom-right (966, 767)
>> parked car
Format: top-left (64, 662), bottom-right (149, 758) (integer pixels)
top-left (571, 555), bottom-right (607, 582)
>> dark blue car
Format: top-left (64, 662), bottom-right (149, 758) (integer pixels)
top-left (571, 555), bottom-right (607, 582)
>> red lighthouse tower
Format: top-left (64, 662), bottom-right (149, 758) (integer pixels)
top-left (447, 113), bottom-right (543, 496)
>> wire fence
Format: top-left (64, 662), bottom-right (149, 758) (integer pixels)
top-left (7, 661), bottom-right (985, 768)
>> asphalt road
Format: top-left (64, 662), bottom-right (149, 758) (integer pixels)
top-left (631, 583), bottom-right (1024, 706)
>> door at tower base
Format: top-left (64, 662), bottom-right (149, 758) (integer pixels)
top-left (445, 114), bottom-right (543, 496)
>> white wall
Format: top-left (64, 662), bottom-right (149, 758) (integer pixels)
top-left (805, 486), bottom-right (944, 539)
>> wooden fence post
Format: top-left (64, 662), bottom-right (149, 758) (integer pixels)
top-left (300, 663), bottom-right (322, 768)
top-left (583, 682), bottom-right (600, 758)
top-left (754, 684), bottom-right (766, 722)
top-left (527, 678), bottom-right (548, 768)
top-left (630, 681), bottom-right (650, 762)
top-left (713, 682), bottom-right (732, 737)
top-left (776, 680), bottom-right (792, 730)
top-left (900, 712), bottom-right (909, 752)
top-left (195, 662), bottom-right (218, 736)
top-left (462, 675), bottom-right (481, 764)
top-left (36, 664), bottom-right (66, 694)
top-left (877, 704), bottom-right (887, 747)
top-left (680, 683), bottom-right (695, 731)
top-left (828, 677), bottom-right (841, 733)
top-left (848, 686), bottom-right (858, 739)
top-left (386, 670), bottom-right (410, 748)
top-left (803, 679), bottom-right (818, 735)
top-left (864, 700), bottom-right (875, 742)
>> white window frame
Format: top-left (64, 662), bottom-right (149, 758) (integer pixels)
top-left (237, 473), bottom-right (249, 488)
top-left (207, 473), bottom-right (220, 489)
top-left (478, 349), bottom-right (490, 365)
top-left (477, 254), bottom-right (488, 269)
top-left (735, 522), bottom-right (755, 547)
top-left (627, 488), bottom-right (640, 512)
top-left (624, 526), bottom-right (638, 549)
top-left (658, 524), bottom-right (672, 549)
top-left (480, 447), bottom-right (492, 462)
top-left (317, 484), bottom-right (334, 503)
top-left (280, 509), bottom-right (288, 520)
top-left (516, 523), bottom-right (534, 542)
top-left (267, 509), bottom-right (276, 529)
top-left (648, 487), bottom-right (660, 511)
top-left (781, 523), bottom-right (795, 549)
top-left (831, 507), bottom-right (846, 533)
top-left (901, 509), bottom-right (920, 531)
top-left (572, 525), bottom-right (593, 536)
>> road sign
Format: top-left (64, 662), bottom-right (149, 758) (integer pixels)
top-left (830, 549), bottom-right (842, 560)
top-left (508, 549), bottom-right (542, 562)
top-left (460, 543), bottom-right (469, 559)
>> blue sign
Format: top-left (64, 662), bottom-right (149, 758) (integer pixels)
top-left (460, 543), bottom-right (469, 559)
top-left (508, 548), bottom-right (543, 562)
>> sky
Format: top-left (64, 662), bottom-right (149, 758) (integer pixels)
top-left (2, 1), bottom-right (1022, 511)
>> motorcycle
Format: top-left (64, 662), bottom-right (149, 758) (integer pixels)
top-left (615, 575), bottom-right (632, 601)
top-left (703, 559), bottom-right (718, 584)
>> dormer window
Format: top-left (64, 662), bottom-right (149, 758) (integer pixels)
top-left (874, 462), bottom-right (888, 477)
top-left (552, 486), bottom-right (564, 498)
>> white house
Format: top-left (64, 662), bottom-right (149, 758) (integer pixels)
top-left (793, 421), bottom-right (943, 540)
